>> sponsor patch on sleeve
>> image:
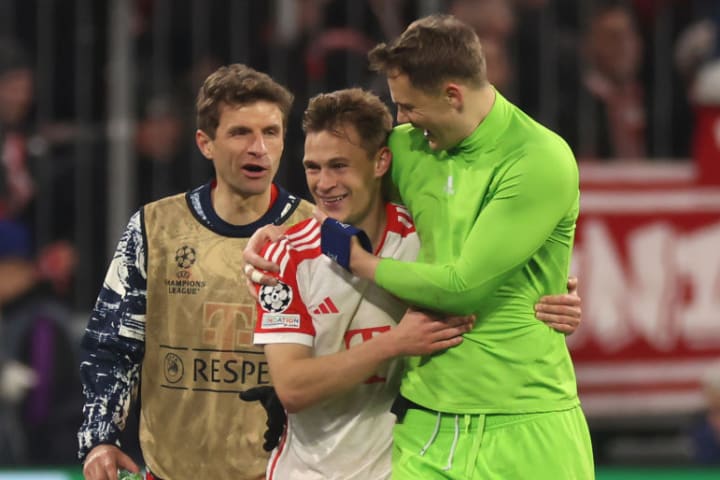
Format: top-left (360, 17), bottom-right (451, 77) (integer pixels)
top-left (261, 313), bottom-right (301, 329)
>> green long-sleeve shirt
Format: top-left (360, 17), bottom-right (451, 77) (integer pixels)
top-left (377, 91), bottom-right (580, 413)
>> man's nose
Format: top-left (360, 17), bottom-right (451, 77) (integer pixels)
top-left (248, 133), bottom-right (268, 156)
top-left (316, 168), bottom-right (336, 190)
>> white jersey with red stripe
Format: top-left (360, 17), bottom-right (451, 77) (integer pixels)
top-left (254, 203), bottom-right (418, 480)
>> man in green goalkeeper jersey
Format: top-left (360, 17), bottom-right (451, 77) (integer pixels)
top-left (338, 13), bottom-right (594, 480)
top-left (243, 13), bottom-right (591, 478)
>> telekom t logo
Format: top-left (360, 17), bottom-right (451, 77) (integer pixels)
top-left (202, 302), bottom-right (256, 361)
top-left (344, 326), bottom-right (392, 383)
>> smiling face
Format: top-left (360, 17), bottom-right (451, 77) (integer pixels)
top-left (387, 71), bottom-right (464, 151)
top-left (196, 100), bottom-right (284, 198)
top-left (303, 124), bottom-right (389, 231)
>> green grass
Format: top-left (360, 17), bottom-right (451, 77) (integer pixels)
top-left (597, 467), bottom-right (720, 479)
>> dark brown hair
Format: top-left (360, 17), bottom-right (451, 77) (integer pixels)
top-left (368, 14), bottom-right (487, 92)
top-left (302, 88), bottom-right (393, 156)
top-left (196, 64), bottom-right (294, 138)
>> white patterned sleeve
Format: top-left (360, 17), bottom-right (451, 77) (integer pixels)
top-left (77, 211), bottom-right (147, 461)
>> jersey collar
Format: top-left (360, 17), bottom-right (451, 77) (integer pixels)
top-left (186, 181), bottom-right (302, 238)
top-left (449, 88), bottom-right (513, 158)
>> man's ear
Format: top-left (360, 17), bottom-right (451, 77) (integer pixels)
top-left (375, 146), bottom-right (392, 178)
top-left (196, 129), bottom-right (213, 159)
top-left (445, 83), bottom-right (464, 111)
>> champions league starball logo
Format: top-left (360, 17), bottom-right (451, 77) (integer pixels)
top-left (175, 245), bottom-right (196, 269)
top-left (259, 281), bottom-right (293, 313)
top-left (167, 245), bottom-right (205, 294)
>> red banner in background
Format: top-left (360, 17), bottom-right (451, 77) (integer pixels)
top-left (571, 164), bottom-right (720, 417)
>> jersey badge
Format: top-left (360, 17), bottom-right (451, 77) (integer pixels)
top-left (444, 175), bottom-right (455, 195)
top-left (163, 352), bottom-right (185, 384)
top-left (259, 281), bottom-right (293, 313)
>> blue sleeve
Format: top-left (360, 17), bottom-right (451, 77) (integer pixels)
top-left (691, 420), bottom-right (720, 464)
top-left (77, 211), bottom-right (147, 461)
top-left (0, 220), bottom-right (32, 258)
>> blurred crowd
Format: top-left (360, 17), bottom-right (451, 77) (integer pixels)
top-left (0, 0), bottom-right (719, 467)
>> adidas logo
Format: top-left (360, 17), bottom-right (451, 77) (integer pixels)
top-left (312, 297), bottom-right (339, 315)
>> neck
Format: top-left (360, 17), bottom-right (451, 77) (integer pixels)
top-left (211, 182), bottom-right (272, 226)
top-left (355, 199), bottom-right (388, 252)
top-left (462, 85), bottom-right (496, 137)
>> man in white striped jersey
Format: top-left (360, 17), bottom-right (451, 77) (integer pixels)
top-left (250, 88), bottom-right (582, 480)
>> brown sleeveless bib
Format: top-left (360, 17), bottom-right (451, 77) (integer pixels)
top-left (139, 192), bottom-right (313, 479)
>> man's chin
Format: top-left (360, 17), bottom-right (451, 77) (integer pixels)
top-left (312, 199), bottom-right (349, 222)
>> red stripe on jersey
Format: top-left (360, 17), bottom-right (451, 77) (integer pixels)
top-left (290, 244), bottom-right (322, 265)
top-left (397, 212), bottom-right (415, 234)
top-left (263, 240), bottom-right (282, 262)
top-left (286, 218), bottom-right (320, 244)
top-left (312, 297), bottom-right (339, 315)
top-left (375, 203), bottom-right (416, 253)
top-left (271, 238), bottom-right (290, 269)
top-left (324, 297), bottom-right (339, 313)
top-left (260, 238), bottom-right (289, 278)
top-left (267, 425), bottom-right (288, 480)
top-left (393, 204), bottom-right (416, 236)
top-left (295, 229), bottom-right (321, 249)
top-left (279, 218), bottom-right (323, 264)
top-left (269, 183), bottom-right (279, 208)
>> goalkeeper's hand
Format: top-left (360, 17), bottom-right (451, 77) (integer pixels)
top-left (239, 386), bottom-right (286, 452)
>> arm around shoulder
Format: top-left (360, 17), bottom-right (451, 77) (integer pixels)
top-left (373, 144), bottom-right (579, 314)
top-left (263, 309), bottom-right (473, 413)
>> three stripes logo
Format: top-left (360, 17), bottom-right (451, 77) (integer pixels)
top-left (312, 297), bottom-right (339, 315)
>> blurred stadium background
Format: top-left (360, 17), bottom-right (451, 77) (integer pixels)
top-left (0, 0), bottom-right (719, 477)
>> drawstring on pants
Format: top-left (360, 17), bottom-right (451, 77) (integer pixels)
top-left (418, 412), bottom-right (462, 472)
top-left (419, 412), bottom-right (442, 456)
top-left (443, 415), bottom-right (460, 471)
